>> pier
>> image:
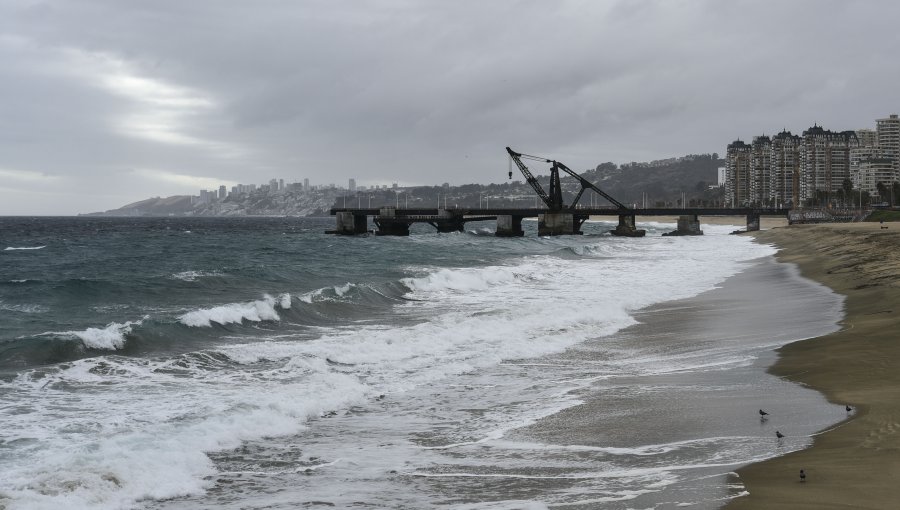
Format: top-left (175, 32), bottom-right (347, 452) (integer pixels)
top-left (329, 146), bottom-right (789, 237)
top-left (329, 206), bottom-right (790, 236)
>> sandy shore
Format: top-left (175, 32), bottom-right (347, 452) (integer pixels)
top-left (727, 222), bottom-right (900, 509)
top-left (632, 215), bottom-right (788, 228)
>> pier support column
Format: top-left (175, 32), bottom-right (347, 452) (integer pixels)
top-left (663, 215), bottom-right (703, 236)
top-left (611, 214), bottom-right (646, 237)
top-left (433, 209), bottom-right (465, 233)
top-left (333, 211), bottom-right (368, 235)
top-left (375, 207), bottom-right (410, 236)
top-left (374, 218), bottom-right (410, 236)
top-left (430, 219), bottom-right (465, 233)
top-left (538, 213), bottom-right (582, 236)
top-left (746, 213), bottom-right (760, 232)
top-left (496, 215), bottom-right (524, 237)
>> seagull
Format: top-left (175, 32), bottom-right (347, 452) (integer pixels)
top-left (800, 469), bottom-right (806, 482)
top-left (759, 409), bottom-right (769, 419)
top-left (776, 430), bottom-right (785, 439)
top-left (846, 404), bottom-right (853, 412)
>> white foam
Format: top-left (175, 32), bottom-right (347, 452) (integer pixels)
top-left (4, 245), bottom-right (46, 251)
top-left (171, 270), bottom-right (222, 281)
top-left (298, 283), bottom-right (355, 303)
top-left (35, 317), bottom-right (146, 350)
top-left (0, 301), bottom-right (48, 314)
top-left (178, 295), bottom-right (282, 327)
top-left (402, 266), bottom-right (521, 293)
top-left (0, 232), bottom-right (781, 508)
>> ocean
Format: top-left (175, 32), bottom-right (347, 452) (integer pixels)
top-left (0, 216), bottom-right (846, 509)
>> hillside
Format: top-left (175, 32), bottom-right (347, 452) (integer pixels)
top-left (83, 153), bottom-right (726, 217)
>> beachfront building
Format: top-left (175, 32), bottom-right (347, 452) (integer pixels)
top-left (798, 125), bottom-right (858, 205)
top-left (857, 158), bottom-right (897, 201)
top-left (727, 115), bottom-right (900, 208)
top-left (876, 114), bottom-right (900, 160)
top-left (750, 136), bottom-right (771, 205)
top-left (725, 140), bottom-right (751, 206)
top-left (856, 128), bottom-right (877, 148)
top-left (770, 130), bottom-right (801, 208)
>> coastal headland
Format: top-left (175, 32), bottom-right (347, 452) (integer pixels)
top-left (728, 223), bottom-right (900, 509)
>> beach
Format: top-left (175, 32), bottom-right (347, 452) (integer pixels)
top-left (727, 222), bottom-right (900, 509)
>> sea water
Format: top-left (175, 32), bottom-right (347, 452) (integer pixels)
top-left (0, 217), bottom-right (844, 509)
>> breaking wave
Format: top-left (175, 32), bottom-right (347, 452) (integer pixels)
top-left (35, 317), bottom-right (147, 350)
top-left (178, 294), bottom-right (292, 327)
top-left (4, 245), bottom-right (46, 251)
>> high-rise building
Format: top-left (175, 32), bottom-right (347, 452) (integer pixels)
top-left (725, 140), bottom-right (751, 206)
top-left (798, 125), bottom-right (857, 204)
top-left (876, 114), bottom-right (900, 159)
top-left (279, 179), bottom-right (284, 192)
top-left (349, 178), bottom-right (357, 192)
top-left (858, 158), bottom-right (897, 199)
top-left (770, 130), bottom-right (801, 207)
top-left (218, 185), bottom-right (227, 199)
top-left (750, 136), bottom-right (771, 205)
top-left (269, 178), bottom-right (278, 192)
top-left (304, 178), bottom-right (310, 191)
top-left (856, 128), bottom-right (877, 148)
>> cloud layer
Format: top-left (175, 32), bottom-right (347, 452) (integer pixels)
top-left (2, 0), bottom-right (898, 214)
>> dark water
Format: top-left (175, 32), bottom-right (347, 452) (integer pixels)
top-left (0, 216), bottom-right (845, 510)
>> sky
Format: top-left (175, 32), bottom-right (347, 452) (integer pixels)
top-left (1, 0), bottom-right (899, 215)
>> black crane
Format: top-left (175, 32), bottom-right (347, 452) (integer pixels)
top-left (506, 147), bottom-right (629, 212)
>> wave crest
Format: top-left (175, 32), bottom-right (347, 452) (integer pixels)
top-left (37, 317), bottom-right (146, 350)
top-left (178, 294), bottom-right (287, 328)
top-left (4, 245), bottom-right (46, 251)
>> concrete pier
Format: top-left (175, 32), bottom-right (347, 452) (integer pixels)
top-left (663, 215), bottom-right (703, 236)
top-left (374, 207), bottom-right (410, 236)
top-left (611, 215), bottom-right (646, 237)
top-left (428, 209), bottom-right (465, 233)
top-left (496, 215), bottom-right (525, 237)
top-left (746, 213), bottom-right (760, 232)
top-left (333, 211), bottom-right (369, 235)
top-left (538, 213), bottom-right (584, 236)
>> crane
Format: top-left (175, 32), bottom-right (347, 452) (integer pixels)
top-left (506, 147), bottom-right (629, 212)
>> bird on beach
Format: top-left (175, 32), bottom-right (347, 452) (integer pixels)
top-left (759, 409), bottom-right (769, 419)
top-left (800, 469), bottom-right (806, 482)
top-left (776, 430), bottom-right (785, 439)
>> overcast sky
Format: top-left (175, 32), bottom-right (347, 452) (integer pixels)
top-left (1, 0), bottom-right (898, 215)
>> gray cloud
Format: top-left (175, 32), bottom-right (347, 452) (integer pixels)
top-left (1, 0), bottom-right (898, 214)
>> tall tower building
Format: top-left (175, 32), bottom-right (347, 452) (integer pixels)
top-left (876, 114), bottom-right (900, 159)
top-left (750, 136), bottom-right (771, 205)
top-left (726, 140), bottom-right (751, 206)
top-left (770, 130), bottom-right (801, 207)
top-left (304, 178), bottom-right (310, 191)
top-left (799, 125), bottom-right (858, 205)
top-left (349, 178), bottom-right (357, 192)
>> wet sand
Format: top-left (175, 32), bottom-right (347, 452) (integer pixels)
top-left (727, 223), bottom-right (900, 509)
top-left (518, 253), bottom-right (845, 508)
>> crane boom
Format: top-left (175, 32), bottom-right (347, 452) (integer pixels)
top-left (506, 147), bottom-right (553, 208)
top-left (505, 146), bottom-right (630, 211)
top-left (554, 161), bottom-right (629, 210)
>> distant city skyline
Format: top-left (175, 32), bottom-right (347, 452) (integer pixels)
top-left (2, 1), bottom-right (900, 215)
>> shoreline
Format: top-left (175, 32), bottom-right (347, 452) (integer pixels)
top-left (727, 223), bottom-right (900, 509)
top-left (518, 248), bottom-right (845, 507)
